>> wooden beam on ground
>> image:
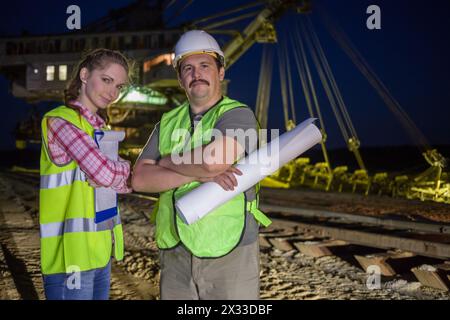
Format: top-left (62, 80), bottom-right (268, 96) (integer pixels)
top-left (259, 235), bottom-right (272, 249)
top-left (270, 218), bottom-right (450, 259)
top-left (412, 263), bottom-right (450, 291)
top-left (294, 240), bottom-right (348, 258)
top-left (268, 238), bottom-right (294, 252)
top-left (355, 251), bottom-right (416, 276)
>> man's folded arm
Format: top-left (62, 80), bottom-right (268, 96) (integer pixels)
top-left (132, 159), bottom-right (197, 193)
top-left (157, 135), bottom-right (245, 178)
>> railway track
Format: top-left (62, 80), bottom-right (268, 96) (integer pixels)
top-left (123, 179), bottom-right (450, 295)
top-left (124, 190), bottom-right (450, 259)
top-left (125, 186), bottom-right (450, 292)
top-left (259, 204), bottom-right (450, 259)
top-left (1, 169), bottom-right (449, 299)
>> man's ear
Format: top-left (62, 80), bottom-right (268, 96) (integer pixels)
top-left (79, 67), bottom-right (89, 84)
top-left (219, 66), bottom-right (225, 82)
top-left (177, 73), bottom-right (185, 90)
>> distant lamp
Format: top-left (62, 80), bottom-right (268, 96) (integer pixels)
top-left (119, 86), bottom-right (168, 105)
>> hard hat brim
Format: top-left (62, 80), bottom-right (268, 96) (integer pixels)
top-left (173, 51), bottom-right (224, 69)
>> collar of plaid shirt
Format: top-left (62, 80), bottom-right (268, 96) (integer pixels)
top-left (70, 100), bottom-right (106, 129)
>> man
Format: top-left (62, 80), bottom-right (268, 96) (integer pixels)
top-left (132, 30), bottom-right (271, 300)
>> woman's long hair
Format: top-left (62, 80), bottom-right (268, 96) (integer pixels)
top-left (64, 48), bottom-right (134, 123)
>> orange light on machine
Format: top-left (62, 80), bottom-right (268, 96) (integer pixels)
top-left (143, 53), bottom-right (174, 73)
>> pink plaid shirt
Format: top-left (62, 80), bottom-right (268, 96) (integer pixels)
top-left (47, 101), bottom-right (131, 193)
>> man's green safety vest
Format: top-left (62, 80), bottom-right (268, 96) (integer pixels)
top-left (39, 106), bottom-right (124, 275)
top-left (154, 96), bottom-right (271, 258)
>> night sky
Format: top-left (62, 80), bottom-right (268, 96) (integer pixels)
top-left (1, 0), bottom-right (450, 151)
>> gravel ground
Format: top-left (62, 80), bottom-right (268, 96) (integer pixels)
top-left (0, 173), bottom-right (449, 300)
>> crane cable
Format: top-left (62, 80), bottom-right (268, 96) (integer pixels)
top-left (285, 36), bottom-right (297, 125)
top-left (294, 23), bottom-right (327, 137)
top-left (298, 19), bottom-right (350, 142)
top-left (291, 26), bottom-right (315, 119)
top-left (291, 22), bottom-right (326, 134)
top-left (278, 37), bottom-right (291, 130)
top-left (305, 17), bottom-right (360, 141)
top-left (317, 6), bottom-right (430, 152)
top-left (164, 0), bottom-right (177, 10)
top-left (166, 0), bottom-right (195, 24)
top-left (290, 21), bottom-right (332, 167)
top-left (301, 17), bottom-right (368, 170)
top-left (255, 44), bottom-right (273, 130)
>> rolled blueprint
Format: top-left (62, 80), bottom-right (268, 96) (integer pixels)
top-left (175, 118), bottom-right (322, 225)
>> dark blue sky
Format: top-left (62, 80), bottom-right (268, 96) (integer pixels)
top-left (1, 0), bottom-right (449, 150)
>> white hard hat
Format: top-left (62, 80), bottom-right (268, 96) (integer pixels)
top-left (173, 30), bottom-right (225, 69)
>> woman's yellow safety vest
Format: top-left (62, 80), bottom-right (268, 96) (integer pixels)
top-left (39, 106), bottom-right (124, 275)
top-left (154, 96), bottom-right (271, 258)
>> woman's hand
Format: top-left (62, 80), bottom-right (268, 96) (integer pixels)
top-left (87, 178), bottom-right (102, 188)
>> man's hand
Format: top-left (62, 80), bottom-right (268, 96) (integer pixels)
top-left (198, 167), bottom-right (243, 191)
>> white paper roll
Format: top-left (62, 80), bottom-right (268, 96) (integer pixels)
top-left (175, 118), bottom-right (322, 225)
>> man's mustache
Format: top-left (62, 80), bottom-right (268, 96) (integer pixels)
top-left (189, 79), bottom-right (210, 88)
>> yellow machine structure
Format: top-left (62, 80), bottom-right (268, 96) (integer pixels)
top-left (408, 150), bottom-right (449, 203)
top-left (259, 12), bottom-right (450, 204)
top-left (262, 149), bottom-right (450, 204)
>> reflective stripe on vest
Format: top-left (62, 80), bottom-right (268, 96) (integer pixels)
top-left (40, 214), bottom-right (121, 238)
top-left (40, 167), bottom-right (85, 189)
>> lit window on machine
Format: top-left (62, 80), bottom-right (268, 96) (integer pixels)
top-left (59, 65), bottom-right (67, 81)
top-left (46, 65), bottom-right (55, 81)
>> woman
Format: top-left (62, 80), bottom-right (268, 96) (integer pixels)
top-left (39, 48), bottom-right (133, 300)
